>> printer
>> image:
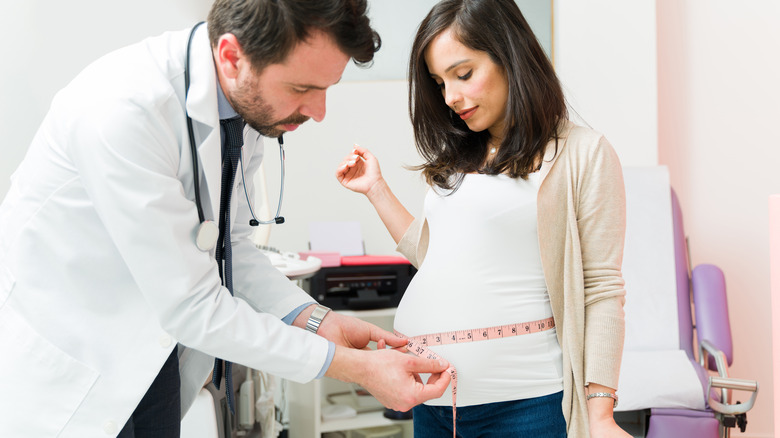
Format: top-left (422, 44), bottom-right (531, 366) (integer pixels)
top-left (301, 256), bottom-right (416, 310)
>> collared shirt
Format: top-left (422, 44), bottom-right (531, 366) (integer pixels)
top-left (216, 81), bottom-right (334, 378)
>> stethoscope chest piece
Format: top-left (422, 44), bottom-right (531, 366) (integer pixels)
top-left (195, 220), bottom-right (220, 252)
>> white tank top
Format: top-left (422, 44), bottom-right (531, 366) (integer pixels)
top-left (394, 172), bottom-right (563, 407)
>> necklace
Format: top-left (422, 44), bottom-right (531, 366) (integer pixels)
top-left (489, 147), bottom-right (497, 155)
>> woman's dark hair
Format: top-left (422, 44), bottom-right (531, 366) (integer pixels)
top-left (409, 0), bottom-right (567, 191)
top-left (208, 0), bottom-right (380, 72)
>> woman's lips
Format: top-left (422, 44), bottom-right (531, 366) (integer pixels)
top-left (458, 107), bottom-right (477, 121)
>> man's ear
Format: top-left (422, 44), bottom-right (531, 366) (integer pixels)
top-left (214, 33), bottom-right (244, 81)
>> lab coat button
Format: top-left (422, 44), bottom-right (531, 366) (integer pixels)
top-left (159, 334), bottom-right (172, 348)
top-left (103, 420), bottom-right (117, 435)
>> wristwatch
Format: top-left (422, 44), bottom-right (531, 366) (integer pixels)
top-left (305, 304), bottom-right (331, 334)
top-left (586, 392), bottom-right (619, 408)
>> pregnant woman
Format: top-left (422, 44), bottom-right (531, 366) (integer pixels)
top-left (336, 0), bottom-right (629, 436)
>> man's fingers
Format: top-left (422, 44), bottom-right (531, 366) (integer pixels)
top-left (407, 355), bottom-right (449, 374)
top-left (418, 370), bottom-right (452, 399)
top-left (424, 370), bottom-right (447, 386)
top-left (384, 335), bottom-right (408, 348)
top-left (370, 327), bottom-right (407, 348)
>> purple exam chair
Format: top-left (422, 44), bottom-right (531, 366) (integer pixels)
top-left (624, 189), bottom-right (758, 438)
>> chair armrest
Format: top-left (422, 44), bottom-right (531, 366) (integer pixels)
top-left (698, 339), bottom-right (729, 378)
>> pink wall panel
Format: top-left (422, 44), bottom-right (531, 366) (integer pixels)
top-left (770, 195), bottom-right (780, 434)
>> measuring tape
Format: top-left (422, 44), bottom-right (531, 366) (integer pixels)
top-left (396, 316), bottom-right (556, 438)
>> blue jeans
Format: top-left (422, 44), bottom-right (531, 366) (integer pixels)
top-left (413, 391), bottom-right (566, 438)
top-left (118, 346), bottom-right (181, 438)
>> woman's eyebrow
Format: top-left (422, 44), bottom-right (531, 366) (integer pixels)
top-left (445, 59), bottom-right (470, 73)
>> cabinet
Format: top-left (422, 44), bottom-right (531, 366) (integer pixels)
top-left (286, 308), bottom-right (413, 438)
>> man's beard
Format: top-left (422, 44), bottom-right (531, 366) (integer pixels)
top-left (228, 80), bottom-right (310, 138)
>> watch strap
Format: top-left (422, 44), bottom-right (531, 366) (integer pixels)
top-left (586, 392), bottom-right (618, 408)
top-left (305, 305), bottom-right (331, 334)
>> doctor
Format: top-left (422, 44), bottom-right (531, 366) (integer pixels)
top-left (0, 0), bottom-right (451, 437)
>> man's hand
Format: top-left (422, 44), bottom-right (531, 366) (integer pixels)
top-left (295, 304), bottom-right (450, 411)
top-left (314, 309), bottom-right (407, 350)
top-left (326, 346), bottom-right (451, 412)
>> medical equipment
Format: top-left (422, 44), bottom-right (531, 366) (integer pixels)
top-left (238, 369), bottom-right (256, 429)
top-left (302, 261), bottom-right (416, 310)
top-left (257, 245), bottom-right (323, 280)
top-left (614, 167), bottom-right (758, 437)
top-left (185, 21), bottom-right (286, 252)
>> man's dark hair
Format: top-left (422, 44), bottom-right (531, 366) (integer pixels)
top-left (208, 0), bottom-right (380, 71)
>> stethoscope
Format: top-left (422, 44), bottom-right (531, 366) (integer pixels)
top-left (186, 22), bottom-right (285, 252)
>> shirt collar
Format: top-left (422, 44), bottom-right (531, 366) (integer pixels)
top-left (216, 81), bottom-right (239, 120)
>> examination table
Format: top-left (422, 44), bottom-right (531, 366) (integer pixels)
top-left (614, 166), bottom-right (758, 437)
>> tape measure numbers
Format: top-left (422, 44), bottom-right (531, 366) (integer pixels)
top-left (396, 316), bottom-right (556, 438)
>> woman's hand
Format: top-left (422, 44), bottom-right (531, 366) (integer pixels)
top-left (334, 144), bottom-right (415, 245)
top-left (336, 144), bottom-right (384, 196)
top-left (589, 418), bottom-right (631, 438)
top-left (587, 383), bottom-right (631, 438)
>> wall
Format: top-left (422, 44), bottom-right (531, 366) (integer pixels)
top-left (553, 0), bottom-right (658, 167)
top-left (0, 0), bottom-right (212, 198)
top-left (656, 1), bottom-right (780, 436)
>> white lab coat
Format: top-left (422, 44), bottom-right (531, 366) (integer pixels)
top-left (0, 25), bottom-right (329, 437)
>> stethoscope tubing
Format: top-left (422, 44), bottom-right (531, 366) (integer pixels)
top-left (240, 141), bottom-right (285, 225)
top-left (186, 21), bottom-right (206, 224)
top-left (185, 21), bottom-right (285, 251)
top-left (184, 21), bottom-right (284, 236)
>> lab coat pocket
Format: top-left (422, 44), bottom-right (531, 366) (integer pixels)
top-left (0, 303), bottom-right (99, 437)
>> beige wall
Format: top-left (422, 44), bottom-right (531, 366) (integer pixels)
top-left (657, 1), bottom-right (780, 436)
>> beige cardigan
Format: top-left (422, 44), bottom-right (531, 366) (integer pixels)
top-left (396, 121), bottom-right (627, 436)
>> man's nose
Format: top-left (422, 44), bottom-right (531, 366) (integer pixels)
top-left (299, 90), bottom-right (327, 122)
